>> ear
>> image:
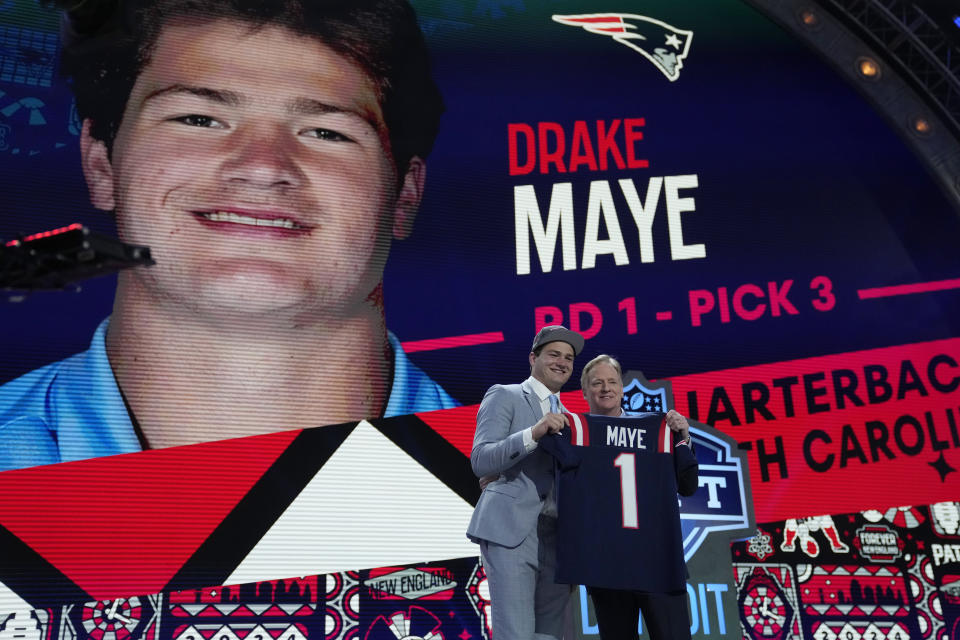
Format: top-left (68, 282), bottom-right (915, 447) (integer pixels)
top-left (80, 119), bottom-right (116, 211)
top-left (529, 351), bottom-right (537, 368)
top-left (392, 156), bottom-right (425, 240)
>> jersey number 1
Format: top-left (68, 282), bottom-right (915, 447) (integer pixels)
top-left (613, 453), bottom-right (639, 529)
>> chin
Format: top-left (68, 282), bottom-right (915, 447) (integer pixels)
top-left (193, 279), bottom-right (308, 316)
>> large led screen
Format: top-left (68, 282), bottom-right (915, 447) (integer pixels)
top-left (1, 0), bottom-right (959, 637)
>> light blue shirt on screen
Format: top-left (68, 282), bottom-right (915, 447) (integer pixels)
top-left (0, 319), bottom-right (458, 472)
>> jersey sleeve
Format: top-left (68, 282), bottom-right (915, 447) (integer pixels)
top-left (538, 423), bottom-right (583, 470)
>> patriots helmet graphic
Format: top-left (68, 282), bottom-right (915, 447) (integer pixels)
top-left (552, 14), bottom-right (693, 81)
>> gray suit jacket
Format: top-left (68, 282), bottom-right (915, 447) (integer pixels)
top-left (466, 379), bottom-right (557, 547)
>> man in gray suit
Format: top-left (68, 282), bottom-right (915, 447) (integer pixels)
top-left (467, 325), bottom-right (585, 640)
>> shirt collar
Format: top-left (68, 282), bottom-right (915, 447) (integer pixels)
top-left (384, 331), bottom-right (458, 416)
top-left (525, 376), bottom-right (554, 402)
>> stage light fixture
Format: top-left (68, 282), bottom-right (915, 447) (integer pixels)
top-left (911, 116), bottom-right (932, 136)
top-left (856, 56), bottom-right (881, 80)
top-left (798, 8), bottom-right (819, 28)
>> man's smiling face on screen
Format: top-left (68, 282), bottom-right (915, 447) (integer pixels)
top-left (82, 18), bottom-right (424, 318)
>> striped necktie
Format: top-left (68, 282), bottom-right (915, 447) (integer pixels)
top-left (549, 394), bottom-right (560, 414)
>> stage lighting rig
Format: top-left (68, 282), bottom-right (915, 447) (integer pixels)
top-left (1, 223), bottom-right (154, 296)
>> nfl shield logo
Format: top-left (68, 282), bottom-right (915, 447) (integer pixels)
top-left (622, 378), bottom-right (667, 414)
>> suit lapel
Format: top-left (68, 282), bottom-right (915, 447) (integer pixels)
top-left (520, 379), bottom-right (544, 423)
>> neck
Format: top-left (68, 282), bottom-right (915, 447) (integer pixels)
top-left (105, 277), bottom-right (392, 449)
top-left (532, 376), bottom-right (561, 394)
top-left (591, 407), bottom-right (622, 417)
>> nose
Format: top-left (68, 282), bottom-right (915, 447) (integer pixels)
top-left (219, 126), bottom-right (305, 190)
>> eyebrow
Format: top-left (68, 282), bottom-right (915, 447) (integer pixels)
top-left (287, 96), bottom-right (354, 117)
top-left (142, 84), bottom-right (377, 125)
top-left (144, 84), bottom-right (241, 106)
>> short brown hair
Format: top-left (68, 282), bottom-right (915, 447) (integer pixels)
top-left (580, 354), bottom-right (622, 389)
top-left (57, 0), bottom-right (443, 173)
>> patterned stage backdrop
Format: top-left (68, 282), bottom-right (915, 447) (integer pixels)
top-left (4, 502), bottom-right (960, 640)
top-left (733, 503), bottom-right (960, 640)
top-left (0, 560), bottom-right (487, 640)
top-left (0, 398), bottom-right (955, 638)
top-left (0, 343), bottom-right (954, 639)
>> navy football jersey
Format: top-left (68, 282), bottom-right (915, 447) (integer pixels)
top-left (539, 412), bottom-right (697, 592)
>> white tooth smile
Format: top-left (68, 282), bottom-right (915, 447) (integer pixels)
top-left (201, 211), bottom-right (299, 229)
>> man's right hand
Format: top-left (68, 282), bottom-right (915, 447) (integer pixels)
top-left (531, 412), bottom-right (568, 441)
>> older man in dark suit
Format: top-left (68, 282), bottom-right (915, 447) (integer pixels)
top-left (579, 353), bottom-right (696, 640)
top-left (467, 325), bottom-right (584, 640)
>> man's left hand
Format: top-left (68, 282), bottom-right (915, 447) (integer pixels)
top-left (665, 409), bottom-right (690, 441)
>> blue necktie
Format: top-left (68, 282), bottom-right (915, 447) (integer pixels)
top-left (549, 394), bottom-right (559, 414)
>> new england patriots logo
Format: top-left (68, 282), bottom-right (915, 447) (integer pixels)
top-left (552, 13), bottom-right (693, 81)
